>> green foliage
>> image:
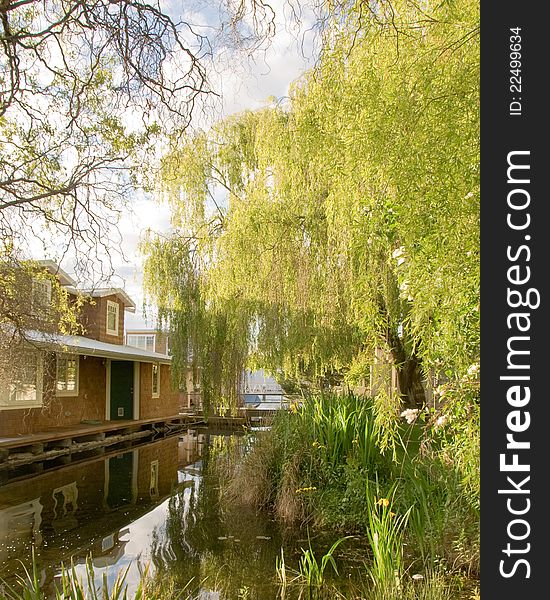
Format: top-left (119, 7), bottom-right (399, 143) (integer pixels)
top-left (397, 443), bottom-right (480, 574)
top-left (298, 393), bottom-right (389, 473)
top-left (141, 232), bottom-right (251, 413)
top-left (365, 568), bottom-right (458, 600)
top-left (296, 536), bottom-right (350, 587)
top-left (229, 391), bottom-right (479, 586)
top-left (228, 392), bottom-right (395, 527)
top-left (142, 2), bottom-right (480, 584)
top-left (364, 484), bottom-right (411, 586)
top-left (143, 0), bottom-right (479, 421)
top-left (275, 536), bottom-right (351, 590)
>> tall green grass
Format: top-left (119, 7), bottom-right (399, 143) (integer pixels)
top-left (275, 536), bottom-right (351, 598)
top-left (228, 390), bottom-right (479, 588)
top-left (364, 483), bottom-right (411, 586)
top-left (296, 535), bottom-right (350, 587)
top-left (297, 393), bottom-right (388, 471)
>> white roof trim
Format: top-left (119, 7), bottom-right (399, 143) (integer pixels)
top-left (27, 330), bottom-right (171, 364)
top-left (75, 288), bottom-right (136, 312)
top-left (36, 260), bottom-right (76, 287)
top-left (126, 330), bottom-right (162, 334)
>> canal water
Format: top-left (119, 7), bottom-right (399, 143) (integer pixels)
top-left (0, 430), bottom-right (367, 598)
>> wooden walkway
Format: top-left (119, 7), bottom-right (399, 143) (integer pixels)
top-left (0, 408), bottom-right (280, 474)
top-left (0, 415), bottom-right (187, 472)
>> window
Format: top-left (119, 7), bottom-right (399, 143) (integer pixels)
top-left (152, 363), bottom-right (160, 398)
top-left (52, 482), bottom-right (78, 521)
top-left (0, 499), bottom-right (43, 555)
top-left (106, 300), bottom-right (119, 335)
top-left (0, 351), bottom-right (43, 409)
top-left (150, 460), bottom-right (159, 498)
top-left (126, 334), bottom-right (155, 352)
top-left (31, 278), bottom-right (52, 315)
top-left (56, 354), bottom-right (79, 396)
top-left (102, 534), bottom-right (115, 552)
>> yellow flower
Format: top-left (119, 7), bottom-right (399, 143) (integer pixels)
top-left (376, 498), bottom-right (390, 508)
top-left (295, 486), bottom-right (318, 494)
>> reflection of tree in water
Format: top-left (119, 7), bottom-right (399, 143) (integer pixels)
top-left (150, 434), bottom-right (283, 599)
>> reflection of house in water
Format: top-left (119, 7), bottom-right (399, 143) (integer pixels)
top-left (51, 481), bottom-right (78, 534)
top-left (105, 450), bottom-right (138, 510)
top-left (179, 430), bottom-right (206, 467)
top-left (0, 498), bottom-right (43, 565)
top-left (0, 434), bottom-right (193, 586)
top-left (93, 528), bottom-right (130, 568)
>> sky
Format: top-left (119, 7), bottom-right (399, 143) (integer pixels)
top-left (42, 0), bottom-right (319, 331)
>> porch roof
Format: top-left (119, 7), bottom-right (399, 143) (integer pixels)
top-left (28, 330), bottom-right (172, 364)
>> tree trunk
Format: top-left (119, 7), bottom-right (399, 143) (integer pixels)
top-left (386, 330), bottom-right (426, 408)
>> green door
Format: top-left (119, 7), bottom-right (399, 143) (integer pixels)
top-left (110, 361), bottom-right (134, 420)
top-left (106, 451), bottom-right (134, 509)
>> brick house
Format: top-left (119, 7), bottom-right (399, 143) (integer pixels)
top-left (0, 262), bottom-right (180, 437)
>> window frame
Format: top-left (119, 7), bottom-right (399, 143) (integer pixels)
top-left (106, 300), bottom-right (120, 336)
top-left (150, 460), bottom-right (159, 498)
top-left (55, 354), bottom-right (80, 397)
top-left (126, 333), bottom-right (155, 352)
top-left (31, 278), bottom-right (52, 316)
top-left (0, 351), bottom-right (44, 410)
top-left (151, 362), bottom-right (160, 399)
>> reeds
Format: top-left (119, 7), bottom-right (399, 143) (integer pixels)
top-left (0, 554), bottom-right (193, 600)
top-left (230, 390), bottom-right (479, 592)
top-left (298, 393), bottom-right (387, 472)
top-left (275, 535), bottom-right (350, 595)
top-left (296, 535), bottom-right (350, 587)
top-left (364, 484), bottom-right (411, 586)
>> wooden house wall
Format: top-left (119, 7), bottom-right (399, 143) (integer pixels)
top-left (138, 363), bottom-right (179, 420)
top-left (1, 355), bottom-right (178, 438)
top-left (0, 355), bottom-right (106, 437)
top-left (78, 295), bottom-right (126, 345)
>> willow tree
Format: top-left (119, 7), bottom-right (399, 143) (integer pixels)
top-left (143, 0), bottom-right (479, 413)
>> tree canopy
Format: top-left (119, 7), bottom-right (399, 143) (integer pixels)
top-left (0, 3), bottom-right (479, 409)
top-left (145, 0), bottom-right (479, 418)
top-left (146, 0), bottom-right (479, 418)
top-left (143, 0), bottom-right (479, 416)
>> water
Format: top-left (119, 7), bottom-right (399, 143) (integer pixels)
top-left (0, 430), bottom-right (367, 598)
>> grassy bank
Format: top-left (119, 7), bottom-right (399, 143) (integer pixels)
top-left (227, 392), bottom-right (480, 591)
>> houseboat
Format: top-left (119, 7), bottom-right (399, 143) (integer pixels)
top-left (0, 261), bottom-right (180, 439)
